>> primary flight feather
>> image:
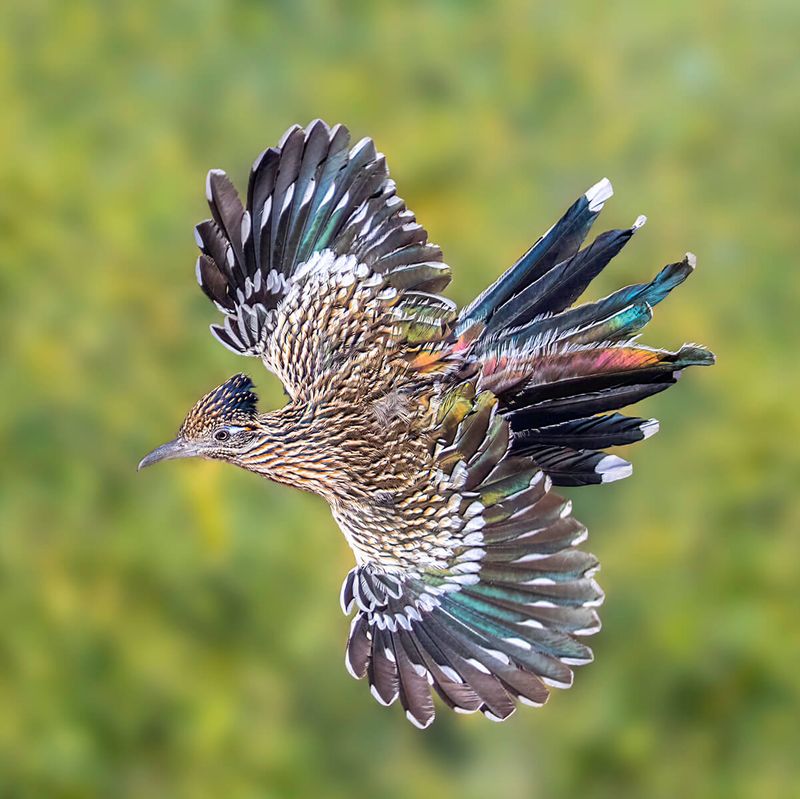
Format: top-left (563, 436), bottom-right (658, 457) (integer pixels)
top-left (140, 120), bottom-right (713, 728)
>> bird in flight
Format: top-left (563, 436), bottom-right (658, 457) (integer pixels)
top-left (140, 121), bottom-right (713, 728)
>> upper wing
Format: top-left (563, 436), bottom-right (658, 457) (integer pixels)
top-left (340, 383), bottom-right (602, 727)
top-left (194, 120), bottom-right (454, 398)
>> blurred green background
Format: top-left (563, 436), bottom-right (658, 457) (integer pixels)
top-left (2, 1), bottom-right (798, 797)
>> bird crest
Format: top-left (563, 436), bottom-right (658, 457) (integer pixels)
top-left (180, 373), bottom-right (258, 436)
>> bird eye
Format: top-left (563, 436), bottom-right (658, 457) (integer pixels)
top-left (214, 429), bottom-right (230, 442)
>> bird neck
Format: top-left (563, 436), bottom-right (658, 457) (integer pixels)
top-left (234, 404), bottom-right (362, 500)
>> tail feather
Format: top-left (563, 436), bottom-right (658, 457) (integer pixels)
top-left (486, 340), bottom-right (710, 482)
top-left (483, 218), bottom-right (646, 335)
top-left (498, 252), bottom-right (697, 351)
top-left (510, 446), bottom-right (632, 486)
top-left (510, 344), bottom-right (712, 401)
top-left (559, 301), bottom-right (653, 346)
top-left (508, 380), bottom-right (677, 429)
top-left (454, 176), bottom-right (713, 488)
top-left (456, 178), bottom-right (614, 335)
top-left (483, 343), bottom-right (712, 402)
top-left (517, 413), bottom-right (659, 449)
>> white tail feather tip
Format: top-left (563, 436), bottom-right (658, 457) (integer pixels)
top-left (641, 419), bottom-right (660, 439)
top-left (597, 455), bottom-right (633, 483)
top-left (585, 177), bottom-right (614, 212)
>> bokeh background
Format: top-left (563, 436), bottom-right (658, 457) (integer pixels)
top-left (2, 1), bottom-right (798, 797)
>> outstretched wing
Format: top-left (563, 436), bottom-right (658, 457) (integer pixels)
top-left (194, 120), bottom-right (454, 398)
top-left (340, 383), bottom-right (602, 727)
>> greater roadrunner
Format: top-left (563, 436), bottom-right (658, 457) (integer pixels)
top-left (140, 121), bottom-right (713, 727)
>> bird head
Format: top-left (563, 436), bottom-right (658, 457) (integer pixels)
top-left (138, 374), bottom-right (261, 470)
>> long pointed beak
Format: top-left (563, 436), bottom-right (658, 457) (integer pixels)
top-left (138, 438), bottom-right (198, 471)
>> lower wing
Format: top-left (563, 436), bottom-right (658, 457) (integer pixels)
top-left (340, 383), bottom-right (601, 727)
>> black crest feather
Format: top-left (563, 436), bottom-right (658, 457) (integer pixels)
top-left (182, 374), bottom-right (259, 436)
top-left (204, 374), bottom-right (258, 418)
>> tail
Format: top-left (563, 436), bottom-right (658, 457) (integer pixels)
top-left (458, 179), bottom-right (714, 486)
